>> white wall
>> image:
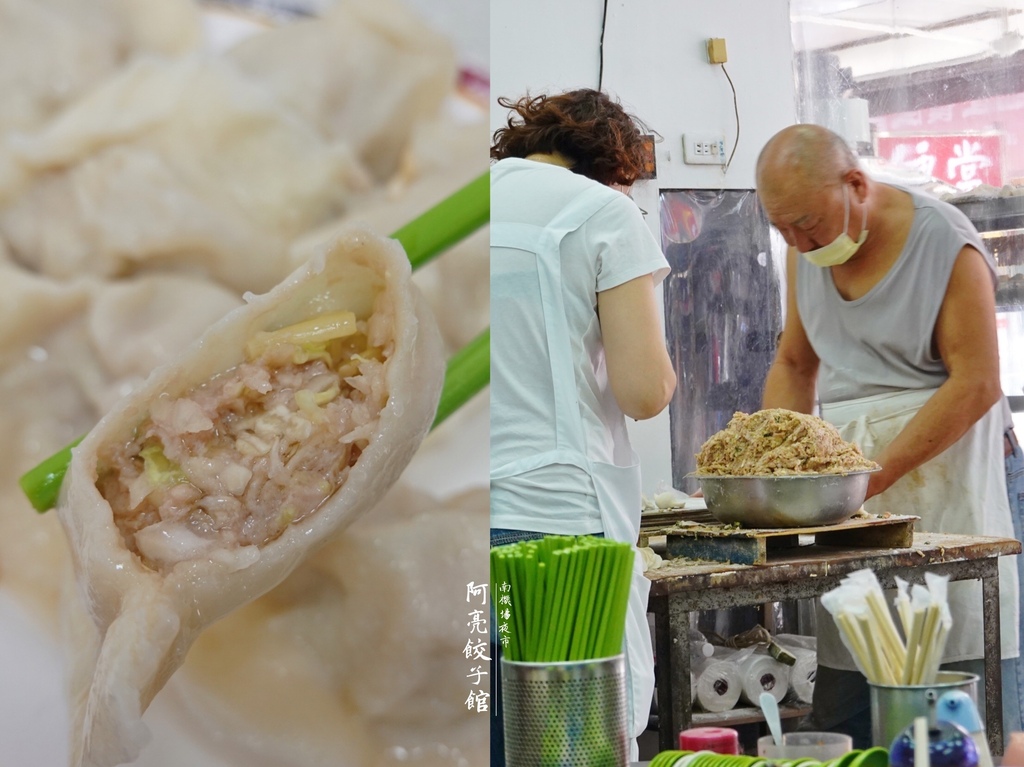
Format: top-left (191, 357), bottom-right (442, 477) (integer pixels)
top-left (491, 0), bottom-right (798, 495)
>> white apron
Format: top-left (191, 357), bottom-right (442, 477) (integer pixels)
top-left (815, 388), bottom-right (1020, 669)
top-left (491, 186), bottom-right (656, 752)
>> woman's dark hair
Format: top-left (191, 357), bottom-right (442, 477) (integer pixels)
top-left (490, 88), bottom-right (651, 187)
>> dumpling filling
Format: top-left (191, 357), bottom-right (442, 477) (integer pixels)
top-left (96, 308), bottom-right (391, 571)
top-left (695, 408), bottom-right (880, 476)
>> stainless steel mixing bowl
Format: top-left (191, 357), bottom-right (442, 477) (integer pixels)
top-left (696, 470), bottom-right (879, 528)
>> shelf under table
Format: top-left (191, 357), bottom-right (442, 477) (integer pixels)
top-left (646, 532), bottom-right (1021, 756)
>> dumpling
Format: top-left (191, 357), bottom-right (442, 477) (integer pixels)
top-left (290, 117), bottom-right (489, 355)
top-left (0, 265), bottom-right (245, 629)
top-left (56, 228), bottom-right (444, 767)
top-left (0, 0), bottom-right (201, 136)
top-left (227, 0), bottom-right (456, 182)
top-left (0, 55), bottom-right (368, 294)
top-left (164, 483), bottom-right (490, 767)
top-left (82, 273), bottom-right (244, 415)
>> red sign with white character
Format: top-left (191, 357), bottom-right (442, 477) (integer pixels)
top-left (876, 134), bottom-right (1002, 191)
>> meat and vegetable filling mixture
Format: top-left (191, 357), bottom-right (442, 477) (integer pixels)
top-left (96, 308), bottom-right (391, 570)
top-left (696, 408), bottom-right (879, 476)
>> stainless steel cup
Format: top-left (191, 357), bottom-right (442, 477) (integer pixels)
top-left (869, 671), bottom-right (979, 748)
top-left (501, 654), bottom-right (628, 767)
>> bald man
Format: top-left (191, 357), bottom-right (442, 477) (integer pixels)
top-left (756, 124), bottom-right (1024, 745)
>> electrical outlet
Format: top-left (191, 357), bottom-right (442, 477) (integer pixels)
top-left (683, 133), bottom-right (727, 165)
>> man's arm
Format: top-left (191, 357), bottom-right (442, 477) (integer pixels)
top-left (866, 245), bottom-right (1002, 499)
top-left (762, 247), bottom-right (820, 413)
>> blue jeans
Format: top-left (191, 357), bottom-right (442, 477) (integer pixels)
top-left (1004, 428), bottom-right (1024, 736)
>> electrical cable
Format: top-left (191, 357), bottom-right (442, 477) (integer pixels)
top-left (720, 62), bottom-right (740, 172)
top-left (598, 0), bottom-right (609, 90)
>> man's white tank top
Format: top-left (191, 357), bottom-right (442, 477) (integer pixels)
top-left (796, 184), bottom-right (1008, 422)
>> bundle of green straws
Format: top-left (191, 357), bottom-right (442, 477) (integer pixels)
top-left (490, 535), bottom-right (635, 663)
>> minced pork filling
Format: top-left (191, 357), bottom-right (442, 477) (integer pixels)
top-left (695, 408), bottom-right (879, 476)
top-left (96, 310), bottom-right (390, 568)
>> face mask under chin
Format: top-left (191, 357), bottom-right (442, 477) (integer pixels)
top-left (800, 183), bottom-right (868, 267)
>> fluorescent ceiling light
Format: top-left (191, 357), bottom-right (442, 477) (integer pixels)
top-left (992, 28), bottom-right (1024, 54)
top-left (791, 14), bottom-right (986, 47)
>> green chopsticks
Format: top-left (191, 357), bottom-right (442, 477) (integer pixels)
top-left (393, 171), bottom-right (489, 270)
top-left (491, 536), bottom-right (635, 663)
top-left (397, 170), bottom-right (489, 430)
top-left (19, 172), bottom-right (490, 513)
top-left (432, 327), bottom-right (489, 429)
top-left (19, 437), bottom-right (83, 513)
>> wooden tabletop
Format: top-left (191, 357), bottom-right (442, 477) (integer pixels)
top-left (645, 532), bottom-right (1022, 598)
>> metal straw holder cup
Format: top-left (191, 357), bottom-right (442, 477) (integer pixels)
top-left (501, 654), bottom-right (628, 767)
top-left (869, 672), bottom-right (979, 748)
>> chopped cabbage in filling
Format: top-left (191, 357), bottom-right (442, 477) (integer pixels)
top-left (96, 310), bottom-right (389, 570)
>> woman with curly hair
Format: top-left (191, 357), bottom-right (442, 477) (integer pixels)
top-left (490, 88), bottom-right (676, 762)
top-left (490, 88), bottom-right (652, 187)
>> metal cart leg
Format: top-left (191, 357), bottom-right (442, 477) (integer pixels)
top-left (654, 595), bottom-right (693, 751)
top-left (982, 565), bottom-right (1004, 755)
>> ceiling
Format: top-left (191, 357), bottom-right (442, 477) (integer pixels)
top-left (791, 0), bottom-right (1024, 79)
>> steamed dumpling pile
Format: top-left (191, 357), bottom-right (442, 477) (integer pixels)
top-left (0, 0), bottom-right (201, 136)
top-left (0, 54), bottom-right (367, 294)
top-left (0, 0), bottom-right (456, 296)
top-left (0, 1), bottom-right (489, 765)
top-left (227, 0), bottom-right (456, 182)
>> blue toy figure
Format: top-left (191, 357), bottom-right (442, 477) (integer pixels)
top-left (890, 719), bottom-right (978, 767)
top-left (936, 691), bottom-right (993, 767)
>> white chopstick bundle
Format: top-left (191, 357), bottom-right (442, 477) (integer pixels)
top-left (898, 573), bottom-right (953, 685)
top-left (820, 569), bottom-right (952, 686)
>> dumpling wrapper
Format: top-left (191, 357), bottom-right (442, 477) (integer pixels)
top-left (161, 483), bottom-right (490, 766)
top-left (290, 117), bottom-right (489, 356)
top-left (56, 228), bottom-right (444, 767)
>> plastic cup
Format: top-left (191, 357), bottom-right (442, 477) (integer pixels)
top-left (757, 731), bottom-right (854, 761)
top-left (679, 726), bottom-right (740, 754)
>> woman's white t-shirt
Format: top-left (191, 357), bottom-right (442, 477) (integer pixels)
top-left (490, 157), bottom-right (669, 534)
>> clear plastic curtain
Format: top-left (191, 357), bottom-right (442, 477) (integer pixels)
top-left (659, 189), bottom-right (785, 493)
